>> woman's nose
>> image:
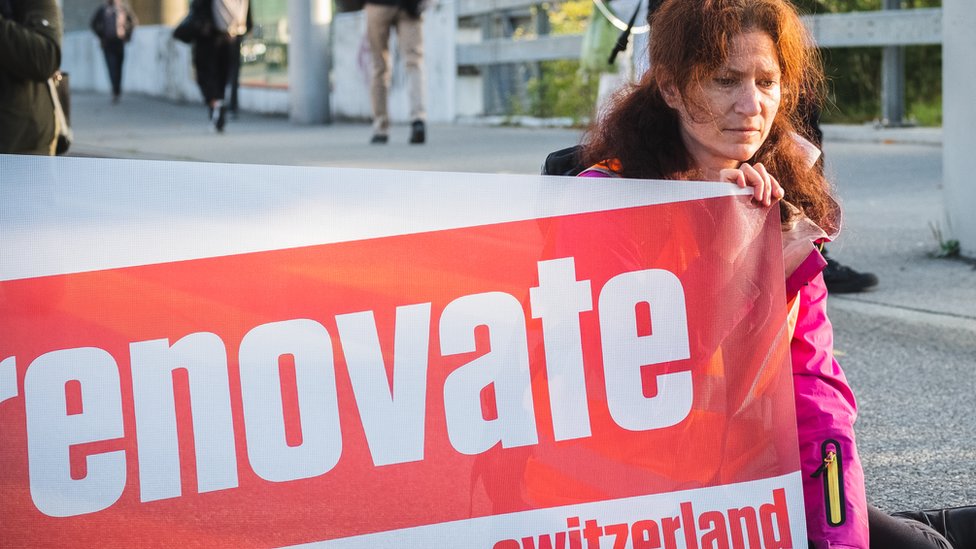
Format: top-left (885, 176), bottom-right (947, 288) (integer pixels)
top-left (734, 84), bottom-right (762, 116)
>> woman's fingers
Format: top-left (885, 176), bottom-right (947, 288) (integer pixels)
top-left (718, 168), bottom-right (746, 188)
top-left (739, 163), bottom-right (771, 205)
top-left (753, 163), bottom-right (773, 206)
top-left (719, 164), bottom-right (783, 206)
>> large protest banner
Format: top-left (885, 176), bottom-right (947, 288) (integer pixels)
top-left (1, 156), bottom-right (804, 548)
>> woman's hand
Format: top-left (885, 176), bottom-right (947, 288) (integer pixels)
top-left (719, 163), bottom-right (784, 206)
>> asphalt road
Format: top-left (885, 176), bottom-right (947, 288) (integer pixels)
top-left (820, 141), bottom-right (976, 512)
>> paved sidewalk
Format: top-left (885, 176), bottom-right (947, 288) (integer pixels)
top-left (68, 91), bottom-right (580, 173)
top-left (66, 91), bottom-right (976, 511)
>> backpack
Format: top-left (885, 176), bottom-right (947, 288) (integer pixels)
top-left (541, 145), bottom-right (585, 176)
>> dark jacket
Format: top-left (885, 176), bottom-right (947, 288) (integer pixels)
top-left (0, 0), bottom-right (61, 154)
top-left (90, 2), bottom-right (137, 44)
top-left (189, 0), bottom-right (253, 39)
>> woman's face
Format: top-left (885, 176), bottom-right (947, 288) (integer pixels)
top-left (664, 30), bottom-right (782, 178)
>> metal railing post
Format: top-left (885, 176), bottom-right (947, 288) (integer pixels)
top-left (880, 0), bottom-right (906, 126)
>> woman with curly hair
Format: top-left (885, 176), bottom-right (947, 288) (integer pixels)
top-left (578, 0), bottom-right (961, 547)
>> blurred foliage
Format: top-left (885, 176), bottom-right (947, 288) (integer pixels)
top-left (523, 60), bottom-right (600, 123)
top-left (522, 1), bottom-right (600, 123)
top-left (546, 0), bottom-right (594, 33)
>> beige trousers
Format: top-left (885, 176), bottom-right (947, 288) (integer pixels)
top-left (365, 3), bottom-right (426, 135)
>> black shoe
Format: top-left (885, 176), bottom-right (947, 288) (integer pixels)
top-left (409, 120), bottom-right (425, 144)
top-left (893, 506), bottom-right (976, 549)
top-left (822, 257), bottom-right (878, 294)
top-left (370, 134), bottom-right (388, 144)
top-left (212, 105), bottom-right (227, 133)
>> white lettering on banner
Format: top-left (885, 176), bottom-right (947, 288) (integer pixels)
top-left (280, 473), bottom-right (807, 549)
top-left (24, 347), bottom-right (126, 517)
top-left (441, 292), bottom-right (539, 455)
top-left (529, 258), bottom-right (594, 441)
top-left (599, 269), bottom-right (692, 431)
top-left (1, 355), bottom-right (18, 404)
top-left (130, 333), bottom-right (239, 502)
top-left (335, 304), bottom-right (432, 466)
top-left (16, 257), bottom-right (693, 517)
top-left (239, 319), bottom-right (343, 482)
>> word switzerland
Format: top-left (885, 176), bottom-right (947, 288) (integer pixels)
top-left (8, 257), bottom-right (693, 518)
top-left (495, 489), bottom-right (793, 549)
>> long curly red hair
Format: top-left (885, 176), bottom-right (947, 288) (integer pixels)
top-left (582, 0), bottom-right (837, 231)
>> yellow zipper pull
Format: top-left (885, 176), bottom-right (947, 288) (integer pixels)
top-left (824, 450), bottom-right (844, 525)
top-left (810, 450), bottom-right (834, 478)
top-left (812, 442), bottom-right (846, 526)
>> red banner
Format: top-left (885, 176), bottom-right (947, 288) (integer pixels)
top-left (1, 159), bottom-right (803, 548)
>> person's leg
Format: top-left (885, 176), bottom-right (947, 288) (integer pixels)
top-left (366, 3), bottom-right (396, 142)
top-left (395, 10), bottom-right (425, 143)
top-left (228, 35), bottom-right (243, 116)
top-left (894, 506), bottom-right (976, 549)
top-left (193, 36), bottom-right (220, 106)
top-left (103, 39), bottom-right (124, 100)
top-left (869, 504), bottom-right (952, 549)
top-left (209, 34), bottom-right (236, 132)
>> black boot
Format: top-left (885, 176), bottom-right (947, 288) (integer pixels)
top-left (893, 506), bottom-right (976, 549)
top-left (409, 119), bottom-right (426, 144)
top-left (821, 248), bottom-right (878, 294)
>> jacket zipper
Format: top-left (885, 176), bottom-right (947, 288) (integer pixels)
top-left (810, 439), bottom-right (845, 526)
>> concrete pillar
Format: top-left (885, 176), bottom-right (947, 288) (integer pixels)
top-left (880, 0), bottom-right (906, 126)
top-left (288, 0), bottom-right (332, 124)
top-left (429, 0), bottom-right (457, 123)
top-left (943, 0), bottom-right (976, 257)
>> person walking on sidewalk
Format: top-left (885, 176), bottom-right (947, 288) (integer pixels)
top-left (365, 0), bottom-right (427, 144)
top-left (0, 0), bottom-right (61, 155)
top-left (90, 0), bottom-right (137, 104)
top-left (191, 0), bottom-right (250, 133)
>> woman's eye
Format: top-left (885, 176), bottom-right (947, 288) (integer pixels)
top-left (714, 77), bottom-right (736, 87)
top-left (759, 79), bottom-right (779, 89)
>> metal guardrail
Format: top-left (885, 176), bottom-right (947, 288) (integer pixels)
top-left (457, 0), bottom-right (540, 18)
top-left (803, 8), bottom-right (942, 48)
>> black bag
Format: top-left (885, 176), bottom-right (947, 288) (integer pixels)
top-left (173, 2), bottom-right (212, 44)
top-left (541, 145), bottom-right (585, 176)
top-left (336, 0), bottom-right (365, 12)
top-left (403, 0), bottom-right (428, 19)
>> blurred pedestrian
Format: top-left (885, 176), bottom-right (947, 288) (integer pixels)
top-left (191, 0), bottom-right (251, 133)
top-left (0, 0), bottom-right (62, 155)
top-left (365, 0), bottom-right (427, 144)
top-left (90, 0), bottom-right (137, 104)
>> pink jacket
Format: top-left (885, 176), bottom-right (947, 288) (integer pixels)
top-left (580, 168), bottom-right (870, 548)
top-left (787, 252), bottom-right (869, 549)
